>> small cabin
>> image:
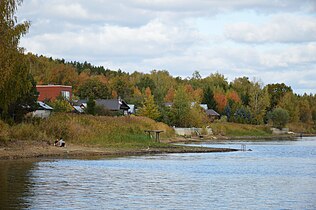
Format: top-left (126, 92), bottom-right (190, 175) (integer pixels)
top-left (33, 101), bottom-right (53, 118)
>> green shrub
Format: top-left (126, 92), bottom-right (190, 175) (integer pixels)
top-left (270, 108), bottom-right (290, 129)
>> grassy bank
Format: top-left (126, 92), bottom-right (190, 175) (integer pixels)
top-left (287, 122), bottom-right (316, 134)
top-left (0, 113), bottom-right (175, 149)
top-left (0, 114), bottom-right (241, 159)
top-left (208, 121), bottom-right (316, 139)
top-left (210, 122), bottom-right (272, 137)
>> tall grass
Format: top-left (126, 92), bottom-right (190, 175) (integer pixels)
top-left (0, 114), bottom-right (175, 149)
top-left (210, 122), bottom-right (272, 136)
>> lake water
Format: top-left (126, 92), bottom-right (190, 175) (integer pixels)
top-left (1, 137), bottom-right (316, 209)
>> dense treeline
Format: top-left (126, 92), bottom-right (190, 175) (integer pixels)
top-left (26, 53), bottom-right (316, 128)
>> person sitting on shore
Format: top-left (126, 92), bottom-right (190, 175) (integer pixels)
top-left (58, 137), bottom-right (65, 147)
top-left (54, 137), bottom-right (66, 147)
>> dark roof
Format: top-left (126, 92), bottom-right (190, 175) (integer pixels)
top-left (37, 101), bottom-right (53, 110)
top-left (73, 106), bottom-right (84, 113)
top-left (205, 109), bottom-right (220, 116)
top-left (95, 99), bottom-right (129, 111)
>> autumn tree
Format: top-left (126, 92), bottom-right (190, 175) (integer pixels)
top-left (128, 87), bottom-right (143, 107)
top-left (138, 87), bottom-right (160, 120)
top-left (188, 102), bottom-right (209, 127)
top-left (213, 91), bottom-right (227, 114)
top-left (190, 70), bottom-right (202, 89)
top-left (248, 81), bottom-right (270, 124)
top-left (77, 78), bottom-right (110, 99)
top-left (230, 77), bottom-right (252, 106)
top-left (0, 0), bottom-right (31, 117)
top-left (136, 75), bottom-right (156, 92)
top-left (203, 72), bottom-right (229, 92)
top-left (299, 98), bottom-right (312, 123)
top-left (48, 64), bottom-right (79, 88)
top-left (266, 83), bottom-right (292, 111)
top-left (223, 90), bottom-right (241, 121)
top-left (170, 86), bottom-right (191, 127)
top-left (278, 92), bottom-right (299, 122)
top-left (150, 70), bottom-right (176, 105)
top-left (164, 88), bottom-right (175, 102)
top-left (48, 95), bottom-right (73, 113)
top-left (109, 75), bottom-right (132, 99)
top-left (7, 74), bottom-right (38, 122)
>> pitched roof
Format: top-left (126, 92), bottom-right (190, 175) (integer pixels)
top-left (206, 109), bottom-right (220, 116)
top-left (37, 101), bottom-right (53, 110)
top-left (95, 99), bottom-right (129, 111)
top-left (73, 106), bottom-right (84, 113)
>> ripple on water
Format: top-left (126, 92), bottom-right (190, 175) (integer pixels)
top-left (1, 138), bottom-right (316, 209)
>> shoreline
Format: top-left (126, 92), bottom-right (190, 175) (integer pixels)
top-left (1, 133), bottom-right (314, 160)
top-left (0, 140), bottom-right (238, 160)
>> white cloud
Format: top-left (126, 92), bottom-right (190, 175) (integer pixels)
top-left (21, 19), bottom-right (203, 59)
top-left (225, 14), bottom-right (316, 43)
top-left (17, 0), bottom-right (316, 94)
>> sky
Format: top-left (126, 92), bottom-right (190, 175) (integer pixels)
top-left (17, 0), bottom-right (316, 94)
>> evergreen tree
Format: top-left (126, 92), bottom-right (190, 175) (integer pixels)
top-left (202, 86), bottom-right (216, 109)
top-left (86, 97), bottom-right (96, 115)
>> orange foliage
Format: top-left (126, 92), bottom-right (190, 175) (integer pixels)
top-left (164, 88), bottom-right (175, 102)
top-left (78, 72), bottom-right (90, 86)
top-left (214, 92), bottom-right (227, 113)
top-left (112, 90), bottom-right (118, 99)
top-left (184, 84), bottom-right (194, 95)
top-left (226, 90), bottom-right (241, 103)
top-left (193, 88), bottom-right (203, 102)
top-left (145, 87), bottom-right (152, 97)
top-left (94, 75), bottom-right (108, 84)
top-left (133, 87), bottom-right (142, 97)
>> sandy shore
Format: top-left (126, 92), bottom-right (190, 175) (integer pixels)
top-left (0, 140), bottom-right (238, 160)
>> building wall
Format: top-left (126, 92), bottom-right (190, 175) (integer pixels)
top-left (36, 85), bottom-right (72, 101)
top-left (33, 110), bottom-right (51, 118)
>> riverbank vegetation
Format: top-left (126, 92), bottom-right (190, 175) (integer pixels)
top-left (0, 113), bottom-right (175, 149)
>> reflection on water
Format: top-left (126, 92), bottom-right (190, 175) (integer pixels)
top-left (0, 160), bottom-right (35, 209)
top-left (1, 138), bottom-right (316, 209)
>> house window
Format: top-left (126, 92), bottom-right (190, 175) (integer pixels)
top-left (61, 91), bottom-right (70, 100)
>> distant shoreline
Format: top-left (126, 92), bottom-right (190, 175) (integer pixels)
top-left (166, 133), bottom-right (315, 144)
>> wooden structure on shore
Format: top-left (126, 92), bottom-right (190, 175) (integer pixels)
top-left (144, 130), bottom-right (164, 142)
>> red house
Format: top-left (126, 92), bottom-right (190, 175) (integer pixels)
top-left (36, 85), bottom-right (72, 101)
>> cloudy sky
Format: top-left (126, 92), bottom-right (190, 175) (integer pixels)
top-left (17, 0), bottom-right (316, 94)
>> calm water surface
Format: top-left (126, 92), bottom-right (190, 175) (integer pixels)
top-left (1, 137), bottom-right (316, 209)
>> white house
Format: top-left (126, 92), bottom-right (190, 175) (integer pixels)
top-left (33, 101), bottom-right (53, 118)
